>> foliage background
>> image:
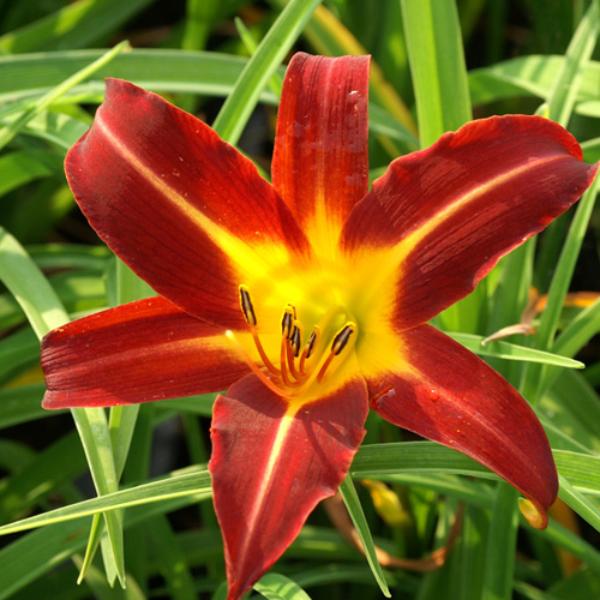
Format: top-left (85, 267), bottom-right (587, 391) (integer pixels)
top-left (0, 0), bottom-right (599, 599)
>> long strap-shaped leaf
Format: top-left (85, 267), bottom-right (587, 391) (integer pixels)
top-left (534, 0), bottom-right (600, 292)
top-left (0, 227), bottom-right (125, 586)
top-left (212, 0), bottom-right (322, 144)
top-left (400, 0), bottom-right (471, 148)
top-left (1, 446), bottom-right (599, 537)
top-left (77, 261), bottom-right (153, 582)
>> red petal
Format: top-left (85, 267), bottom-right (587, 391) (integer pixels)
top-left (209, 374), bottom-right (368, 599)
top-left (272, 53), bottom-right (369, 244)
top-left (41, 297), bottom-right (248, 409)
top-left (368, 324), bottom-right (557, 527)
top-left (66, 79), bottom-right (309, 329)
top-left (342, 116), bottom-right (598, 328)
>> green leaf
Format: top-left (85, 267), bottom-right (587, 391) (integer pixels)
top-left (0, 41), bottom-right (129, 150)
top-left (253, 573), bottom-right (312, 600)
top-left (0, 328), bottom-right (39, 385)
top-left (338, 476), bottom-right (391, 597)
top-left (352, 442), bottom-right (600, 496)
top-left (27, 243), bottom-right (110, 272)
top-left (541, 375), bottom-right (600, 454)
top-left (147, 516), bottom-right (197, 600)
top-left (482, 485), bottom-right (519, 600)
top-left (582, 137), bottom-right (600, 163)
top-left (545, 0), bottom-right (600, 126)
top-left (0, 495), bottom-right (201, 600)
top-left (0, 466), bottom-right (211, 535)
top-left (212, 0), bottom-right (321, 144)
top-left (0, 0), bottom-right (151, 53)
top-left (0, 271), bottom-right (106, 331)
top-left (6, 110), bottom-right (89, 152)
top-left (0, 432), bottom-right (85, 521)
top-left (555, 451), bottom-right (600, 497)
top-left (234, 16), bottom-right (283, 97)
top-left (0, 150), bottom-right (53, 197)
top-left (0, 227), bottom-right (70, 338)
top-left (400, 0), bottom-right (471, 147)
top-left (553, 298), bottom-right (600, 359)
top-left (522, 173), bottom-right (599, 399)
top-left (78, 259), bottom-right (152, 583)
top-left (0, 227), bottom-right (125, 585)
top-left (0, 50), bottom-right (410, 146)
top-left (448, 332), bottom-right (584, 368)
top-left (558, 475), bottom-right (600, 533)
top-left (0, 384), bottom-right (49, 428)
top-left (468, 56), bottom-right (600, 107)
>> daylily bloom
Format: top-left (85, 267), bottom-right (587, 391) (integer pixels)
top-left (41, 53), bottom-right (597, 600)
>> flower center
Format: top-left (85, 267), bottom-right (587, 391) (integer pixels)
top-left (227, 285), bottom-right (357, 400)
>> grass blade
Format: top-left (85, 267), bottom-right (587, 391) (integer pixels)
top-left (448, 332), bottom-right (584, 368)
top-left (0, 467), bottom-right (211, 535)
top-left (400, 0), bottom-right (471, 147)
top-left (0, 227), bottom-right (125, 585)
top-left (523, 175), bottom-right (599, 399)
top-left (545, 0), bottom-right (600, 126)
top-left (253, 573), bottom-right (312, 600)
top-left (212, 0), bottom-right (321, 144)
top-left (339, 476), bottom-right (391, 597)
top-left (0, 40), bottom-right (129, 150)
top-left (0, 0), bottom-right (150, 54)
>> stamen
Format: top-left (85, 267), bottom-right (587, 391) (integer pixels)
top-left (304, 329), bottom-right (318, 359)
top-left (225, 331), bottom-right (284, 396)
top-left (238, 285), bottom-right (279, 375)
top-left (300, 328), bottom-right (318, 375)
top-left (331, 323), bottom-right (356, 355)
top-left (290, 323), bottom-right (302, 357)
top-left (285, 329), bottom-right (305, 382)
top-left (233, 288), bottom-right (357, 397)
top-left (251, 330), bottom-right (280, 376)
top-left (280, 337), bottom-right (298, 387)
top-left (317, 322), bottom-right (357, 383)
top-left (281, 306), bottom-right (294, 338)
top-left (239, 285), bottom-right (257, 326)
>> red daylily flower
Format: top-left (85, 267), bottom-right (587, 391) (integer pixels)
top-left (41, 53), bottom-right (597, 599)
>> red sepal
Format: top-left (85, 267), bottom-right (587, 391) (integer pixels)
top-left (342, 116), bottom-right (598, 329)
top-left (210, 374), bottom-right (369, 599)
top-left (41, 297), bottom-right (247, 408)
top-left (368, 324), bottom-right (557, 527)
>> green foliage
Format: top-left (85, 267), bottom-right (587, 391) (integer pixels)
top-left (0, 1), bottom-right (599, 599)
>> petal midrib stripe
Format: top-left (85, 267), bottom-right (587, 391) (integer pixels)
top-left (95, 116), bottom-right (275, 276)
top-left (46, 334), bottom-right (231, 373)
top-left (393, 153), bottom-right (573, 263)
top-left (237, 406), bottom-right (297, 559)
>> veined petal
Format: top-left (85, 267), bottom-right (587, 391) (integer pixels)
top-left (41, 297), bottom-right (248, 409)
top-left (272, 53), bottom-right (369, 253)
top-left (342, 116), bottom-right (598, 328)
top-left (367, 324), bottom-right (557, 528)
top-left (66, 79), bottom-right (309, 329)
top-left (210, 374), bottom-right (368, 600)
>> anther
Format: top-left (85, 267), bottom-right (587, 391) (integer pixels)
top-left (239, 285), bottom-right (257, 326)
top-left (281, 306), bottom-right (294, 338)
top-left (331, 323), bottom-right (356, 355)
top-left (304, 329), bottom-right (318, 359)
top-left (290, 324), bottom-right (302, 357)
top-left (315, 322), bottom-right (357, 384)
